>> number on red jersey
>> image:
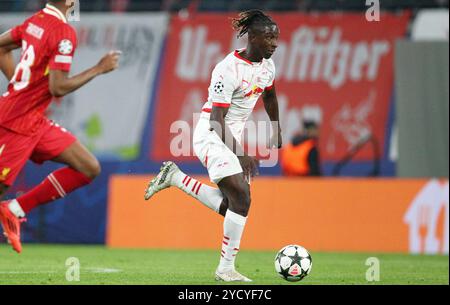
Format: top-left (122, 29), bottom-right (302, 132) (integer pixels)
top-left (10, 41), bottom-right (35, 91)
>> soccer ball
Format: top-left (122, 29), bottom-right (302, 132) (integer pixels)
top-left (274, 245), bottom-right (312, 282)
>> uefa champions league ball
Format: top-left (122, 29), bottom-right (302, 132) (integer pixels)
top-left (275, 245), bottom-right (312, 282)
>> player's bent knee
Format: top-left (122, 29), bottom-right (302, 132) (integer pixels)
top-left (218, 175), bottom-right (251, 216)
top-left (240, 191), bottom-right (251, 207)
top-left (229, 191), bottom-right (251, 216)
top-left (242, 193), bottom-right (252, 211)
top-left (235, 182), bottom-right (251, 203)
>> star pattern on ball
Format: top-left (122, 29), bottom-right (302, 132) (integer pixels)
top-left (275, 245), bottom-right (312, 282)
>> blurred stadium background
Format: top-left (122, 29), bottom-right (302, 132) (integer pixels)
top-left (0, 0), bottom-right (448, 260)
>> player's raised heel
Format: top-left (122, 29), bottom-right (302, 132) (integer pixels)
top-left (144, 161), bottom-right (180, 200)
top-left (214, 269), bottom-right (253, 282)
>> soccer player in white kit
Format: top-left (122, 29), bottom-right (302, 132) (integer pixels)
top-left (145, 10), bottom-right (281, 282)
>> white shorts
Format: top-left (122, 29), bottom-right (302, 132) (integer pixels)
top-left (193, 117), bottom-right (243, 184)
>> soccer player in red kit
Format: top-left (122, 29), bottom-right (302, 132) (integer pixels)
top-left (0, 0), bottom-right (121, 253)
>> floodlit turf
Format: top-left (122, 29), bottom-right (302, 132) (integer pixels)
top-left (0, 244), bottom-right (448, 285)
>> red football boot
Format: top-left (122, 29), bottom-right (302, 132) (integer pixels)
top-left (0, 201), bottom-right (26, 254)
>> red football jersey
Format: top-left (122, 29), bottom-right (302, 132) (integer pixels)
top-left (0, 4), bottom-right (77, 136)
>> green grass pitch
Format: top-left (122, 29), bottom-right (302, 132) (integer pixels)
top-left (0, 244), bottom-right (448, 285)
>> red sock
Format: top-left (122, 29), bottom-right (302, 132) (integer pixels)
top-left (17, 167), bottom-right (92, 213)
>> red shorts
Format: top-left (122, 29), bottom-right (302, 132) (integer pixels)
top-left (0, 120), bottom-right (77, 186)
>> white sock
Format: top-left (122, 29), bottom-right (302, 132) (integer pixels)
top-left (8, 199), bottom-right (26, 218)
top-left (218, 210), bottom-right (247, 272)
top-left (171, 170), bottom-right (223, 213)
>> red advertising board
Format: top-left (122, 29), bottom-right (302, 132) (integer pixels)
top-left (151, 13), bottom-right (410, 162)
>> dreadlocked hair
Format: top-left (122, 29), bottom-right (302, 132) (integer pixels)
top-left (231, 10), bottom-right (276, 38)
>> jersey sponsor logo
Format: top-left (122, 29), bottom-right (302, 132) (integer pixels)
top-left (244, 85), bottom-right (264, 98)
top-left (0, 168), bottom-right (11, 181)
top-left (26, 23), bottom-right (44, 40)
top-left (58, 39), bottom-right (73, 55)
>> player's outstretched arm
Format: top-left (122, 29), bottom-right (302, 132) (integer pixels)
top-left (0, 30), bottom-right (20, 81)
top-left (49, 50), bottom-right (121, 97)
top-left (262, 85), bottom-right (282, 149)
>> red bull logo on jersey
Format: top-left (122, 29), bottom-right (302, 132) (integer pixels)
top-left (244, 85), bottom-right (264, 98)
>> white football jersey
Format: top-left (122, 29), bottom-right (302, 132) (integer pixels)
top-left (201, 49), bottom-right (276, 143)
